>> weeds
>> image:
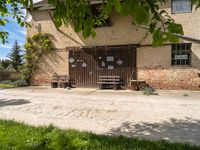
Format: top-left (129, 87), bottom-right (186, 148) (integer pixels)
top-left (143, 87), bottom-right (158, 96)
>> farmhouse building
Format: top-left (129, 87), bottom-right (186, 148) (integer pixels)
top-left (27, 0), bottom-right (200, 90)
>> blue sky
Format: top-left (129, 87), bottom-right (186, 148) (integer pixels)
top-left (0, 15), bottom-right (26, 60)
top-left (0, 0), bottom-right (42, 60)
top-left (0, 0), bottom-right (41, 60)
top-left (0, 4), bottom-right (28, 60)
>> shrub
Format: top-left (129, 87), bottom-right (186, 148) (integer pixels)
top-left (0, 80), bottom-right (13, 84)
top-left (21, 33), bottom-right (54, 84)
top-left (183, 94), bottom-right (189, 97)
top-left (13, 79), bottom-right (28, 87)
top-left (143, 87), bottom-right (158, 96)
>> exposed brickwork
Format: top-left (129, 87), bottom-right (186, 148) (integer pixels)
top-left (137, 44), bottom-right (200, 90)
top-left (31, 74), bottom-right (51, 86)
top-left (138, 68), bottom-right (200, 90)
top-left (31, 50), bottom-right (69, 85)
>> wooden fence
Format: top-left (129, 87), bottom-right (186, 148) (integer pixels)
top-left (0, 71), bottom-right (21, 81)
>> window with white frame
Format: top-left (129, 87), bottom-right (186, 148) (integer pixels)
top-left (171, 43), bottom-right (192, 66)
top-left (172, 0), bottom-right (192, 14)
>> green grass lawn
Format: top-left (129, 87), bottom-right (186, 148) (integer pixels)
top-left (0, 84), bottom-right (16, 89)
top-left (0, 119), bottom-right (199, 150)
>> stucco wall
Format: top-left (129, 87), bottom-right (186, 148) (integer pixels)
top-left (27, 10), bottom-right (146, 47)
top-left (27, 0), bottom-right (200, 89)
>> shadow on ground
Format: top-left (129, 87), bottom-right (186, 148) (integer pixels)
top-left (0, 99), bottom-right (30, 107)
top-left (107, 118), bottom-right (200, 145)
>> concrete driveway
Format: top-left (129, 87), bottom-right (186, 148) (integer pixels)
top-left (0, 87), bottom-right (200, 145)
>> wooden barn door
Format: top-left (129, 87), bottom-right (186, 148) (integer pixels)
top-left (69, 45), bottom-right (136, 88)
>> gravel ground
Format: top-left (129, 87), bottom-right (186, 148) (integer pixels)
top-left (0, 87), bottom-right (200, 145)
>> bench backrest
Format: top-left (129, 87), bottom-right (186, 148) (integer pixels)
top-left (98, 76), bottom-right (120, 84)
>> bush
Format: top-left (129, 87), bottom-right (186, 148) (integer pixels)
top-left (183, 94), bottom-right (189, 97)
top-left (143, 87), bottom-right (158, 96)
top-left (13, 79), bottom-right (28, 87)
top-left (0, 80), bottom-right (13, 84)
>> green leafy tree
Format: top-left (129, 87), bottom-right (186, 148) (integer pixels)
top-left (1, 0), bottom-right (200, 45)
top-left (0, 0), bottom-right (32, 44)
top-left (8, 40), bottom-right (23, 71)
top-left (48, 0), bottom-right (200, 46)
top-left (0, 59), bottom-right (11, 70)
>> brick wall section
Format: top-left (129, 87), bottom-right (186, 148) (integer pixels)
top-left (137, 45), bottom-right (200, 90)
top-left (31, 50), bottom-right (69, 85)
top-left (138, 68), bottom-right (200, 90)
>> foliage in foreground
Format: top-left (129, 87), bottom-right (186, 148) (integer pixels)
top-left (1, 0), bottom-right (200, 45)
top-left (0, 119), bottom-right (199, 150)
top-left (0, 0), bottom-right (31, 44)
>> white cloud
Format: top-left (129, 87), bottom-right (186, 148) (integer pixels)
top-left (18, 30), bottom-right (26, 36)
top-left (0, 44), bottom-right (12, 49)
top-left (2, 28), bottom-right (25, 41)
top-left (19, 42), bottom-right (26, 50)
top-left (33, 0), bottom-right (42, 4)
top-left (0, 56), bottom-right (9, 60)
top-left (7, 16), bottom-right (18, 24)
top-left (7, 29), bottom-right (25, 41)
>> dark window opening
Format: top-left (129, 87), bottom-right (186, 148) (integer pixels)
top-left (92, 5), bottom-right (112, 28)
top-left (172, 0), bottom-right (192, 14)
top-left (171, 43), bottom-right (192, 66)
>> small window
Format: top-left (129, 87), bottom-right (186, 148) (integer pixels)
top-left (171, 43), bottom-right (192, 66)
top-left (172, 0), bottom-right (192, 14)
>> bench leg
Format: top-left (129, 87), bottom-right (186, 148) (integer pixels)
top-left (99, 84), bottom-right (103, 90)
top-left (131, 84), bottom-right (138, 91)
top-left (66, 82), bottom-right (71, 90)
top-left (63, 83), bottom-right (67, 88)
top-left (113, 85), bottom-right (119, 90)
top-left (58, 82), bottom-right (63, 88)
top-left (139, 84), bottom-right (146, 91)
top-left (51, 82), bottom-right (58, 88)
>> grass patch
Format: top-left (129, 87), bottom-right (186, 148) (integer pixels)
top-left (143, 87), bottom-right (158, 96)
top-left (183, 94), bottom-right (189, 97)
top-left (0, 119), bottom-right (199, 150)
top-left (0, 84), bottom-right (16, 89)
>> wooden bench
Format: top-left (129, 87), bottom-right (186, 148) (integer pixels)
top-left (98, 76), bottom-right (121, 90)
top-left (51, 75), bottom-right (70, 88)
